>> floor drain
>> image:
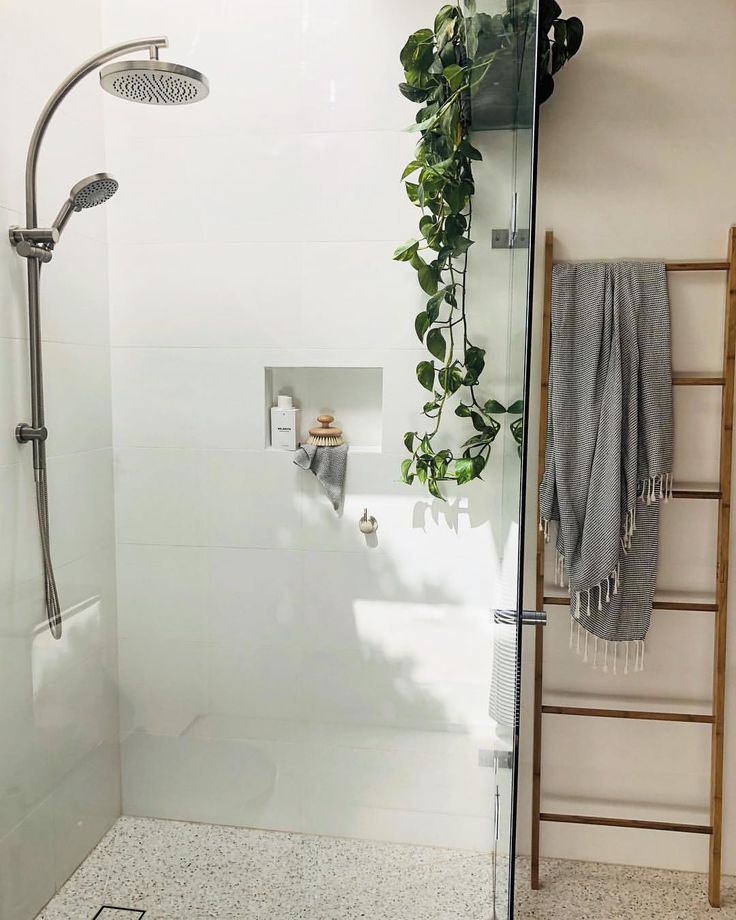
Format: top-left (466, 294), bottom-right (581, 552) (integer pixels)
top-left (92, 909), bottom-right (146, 919)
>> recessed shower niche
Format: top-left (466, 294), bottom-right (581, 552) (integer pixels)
top-left (264, 366), bottom-right (383, 451)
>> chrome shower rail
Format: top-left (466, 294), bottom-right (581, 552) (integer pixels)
top-left (11, 36), bottom-right (208, 638)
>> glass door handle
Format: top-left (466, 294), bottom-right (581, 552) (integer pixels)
top-left (493, 609), bottom-right (547, 626)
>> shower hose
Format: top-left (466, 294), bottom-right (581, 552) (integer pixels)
top-left (35, 472), bottom-right (62, 639)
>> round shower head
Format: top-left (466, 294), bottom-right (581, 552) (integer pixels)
top-left (99, 59), bottom-right (209, 105)
top-left (70, 173), bottom-right (119, 211)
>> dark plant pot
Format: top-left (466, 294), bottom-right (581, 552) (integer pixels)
top-left (470, 48), bottom-right (536, 131)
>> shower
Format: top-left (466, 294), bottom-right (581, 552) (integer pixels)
top-left (9, 37), bottom-right (209, 639)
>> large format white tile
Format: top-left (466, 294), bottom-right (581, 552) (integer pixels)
top-left (112, 347), bottom-right (265, 450)
top-left (0, 798), bottom-right (56, 920)
top-left (120, 732), bottom-right (305, 832)
top-left (109, 241), bottom-right (303, 347)
top-left (118, 637), bottom-right (206, 738)
top-left (300, 132), bottom-right (417, 243)
top-left (102, 0), bottom-right (305, 139)
top-left (114, 447), bottom-right (203, 546)
top-left (107, 133), bottom-right (303, 245)
top-left (41, 232), bottom-right (110, 346)
top-left (201, 449), bottom-right (303, 549)
top-left (0, 338), bottom-right (29, 467)
top-left (50, 740), bottom-right (120, 887)
top-left (300, 0), bottom-right (428, 133)
top-left (0, 205), bottom-right (28, 340)
top-left (47, 448), bottom-right (115, 567)
top-left (116, 543), bottom-right (207, 642)
top-left (44, 343), bottom-right (112, 457)
top-left (207, 641), bottom-right (303, 722)
top-left (205, 546), bottom-right (302, 646)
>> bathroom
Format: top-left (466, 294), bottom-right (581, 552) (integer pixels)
top-left (0, 1), bottom-right (734, 918)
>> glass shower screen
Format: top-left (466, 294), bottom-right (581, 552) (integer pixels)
top-left (469, 0), bottom-right (540, 917)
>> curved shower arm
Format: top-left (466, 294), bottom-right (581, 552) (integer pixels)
top-left (24, 35), bottom-right (168, 228)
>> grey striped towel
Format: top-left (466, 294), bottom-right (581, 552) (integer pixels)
top-left (294, 443), bottom-right (348, 510)
top-left (539, 260), bottom-right (673, 672)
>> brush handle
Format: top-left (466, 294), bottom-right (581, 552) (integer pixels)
top-left (309, 414), bottom-right (342, 438)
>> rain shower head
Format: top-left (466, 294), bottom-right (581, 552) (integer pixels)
top-left (52, 173), bottom-right (119, 236)
top-left (99, 59), bottom-right (209, 105)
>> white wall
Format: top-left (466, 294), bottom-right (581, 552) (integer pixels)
top-left (519, 0), bottom-right (736, 875)
top-left (103, 0), bottom-right (524, 851)
top-left (0, 4), bottom-right (120, 919)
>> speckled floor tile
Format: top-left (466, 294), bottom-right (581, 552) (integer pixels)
top-left (36, 817), bottom-right (736, 920)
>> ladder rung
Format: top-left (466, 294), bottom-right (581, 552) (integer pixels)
top-left (540, 813), bottom-right (712, 835)
top-left (665, 260), bottom-right (730, 272)
top-left (672, 487), bottom-right (721, 499)
top-left (543, 595), bottom-right (718, 612)
top-left (541, 705), bottom-right (714, 723)
top-left (672, 375), bottom-right (725, 386)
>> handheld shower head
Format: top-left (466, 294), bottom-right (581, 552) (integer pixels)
top-left (99, 59), bottom-right (209, 105)
top-left (52, 173), bottom-right (119, 236)
top-left (70, 173), bottom-right (119, 209)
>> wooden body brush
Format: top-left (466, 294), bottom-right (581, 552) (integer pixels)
top-left (306, 415), bottom-right (344, 447)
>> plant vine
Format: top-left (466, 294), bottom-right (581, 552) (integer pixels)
top-left (396, 0), bottom-right (582, 500)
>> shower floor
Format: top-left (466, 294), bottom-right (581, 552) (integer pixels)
top-left (36, 816), bottom-right (736, 920)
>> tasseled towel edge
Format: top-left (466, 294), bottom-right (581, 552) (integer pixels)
top-left (541, 469), bottom-right (673, 597)
top-left (568, 618), bottom-right (647, 674)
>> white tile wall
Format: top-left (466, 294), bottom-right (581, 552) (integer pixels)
top-left (0, 4), bottom-right (120, 917)
top-left (104, 0), bottom-right (519, 853)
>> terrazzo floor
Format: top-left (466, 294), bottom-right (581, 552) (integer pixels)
top-left (36, 816), bottom-right (736, 920)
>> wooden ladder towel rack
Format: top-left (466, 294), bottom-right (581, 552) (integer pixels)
top-left (531, 228), bottom-right (736, 908)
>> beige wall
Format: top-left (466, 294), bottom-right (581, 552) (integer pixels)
top-left (519, 0), bottom-right (736, 874)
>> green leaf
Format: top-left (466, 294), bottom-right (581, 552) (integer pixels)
top-left (418, 261), bottom-right (440, 295)
top-left (507, 399), bottom-right (524, 414)
top-left (551, 41), bottom-right (567, 74)
top-left (426, 287), bottom-right (449, 318)
top-left (416, 460), bottom-right (428, 484)
top-left (416, 360), bottom-right (435, 391)
top-left (552, 19), bottom-right (567, 45)
top-left (426, 328), bottom-right (447, 362)
top-left (464, 346), bottom-right (486, 384)
top-left (434, 5), bottom-right (458, 42)
top-left (399, 83), bottom-right (430, 103)
top-left (393, 238), bottom-right (419, 262)
top-left (401, 160), bottom-right (422, 180)
top-left (405, 182), bottom-right (420, 203)
top-left (454, 457), bottom-right (475, 485)
top-left (420, 435), bottom-right (433, 453)
top-left (459, 139), bottom-right (483, 161)
top-left (442, 64), bottom-right (465, 93)
top-left (427, 478), bottom-right (445, 501)
top-left (444, 184), bottom-right (466, 214)
top-left (404, 431), bottom-right (416, 451)
top-left (464, 0), bottom-right (477, 13)
top-left (462, 432), bottom-right (492, 448)
top-left (472, 454), bottom-right (487, 477)
top-left (470, 411), bottom-right (487, 432)
top-left (438, 362), bottom-right (464, 394)
top-left (566, 17), bottom-right (584, 56)
top-left (400, 28), bottom-right (435, 73)
top-left (455, 403), bottom-right (473, 418)
top-left (484, 398), bottom-right (506, 414)
top-left (419, 215), bottom-right (436, 238)
top-left (453, 236), bottom-right (475, 257)
top-left (415, 312), bottom-right (430, 342)
top-left (400, 458), bottom-right (413, 483)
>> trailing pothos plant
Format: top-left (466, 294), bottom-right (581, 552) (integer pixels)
top-left (395, 0), bottom-right (582, 500)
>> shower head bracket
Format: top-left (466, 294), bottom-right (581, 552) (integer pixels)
top-left (9, 226), bottom-right (57, 261)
